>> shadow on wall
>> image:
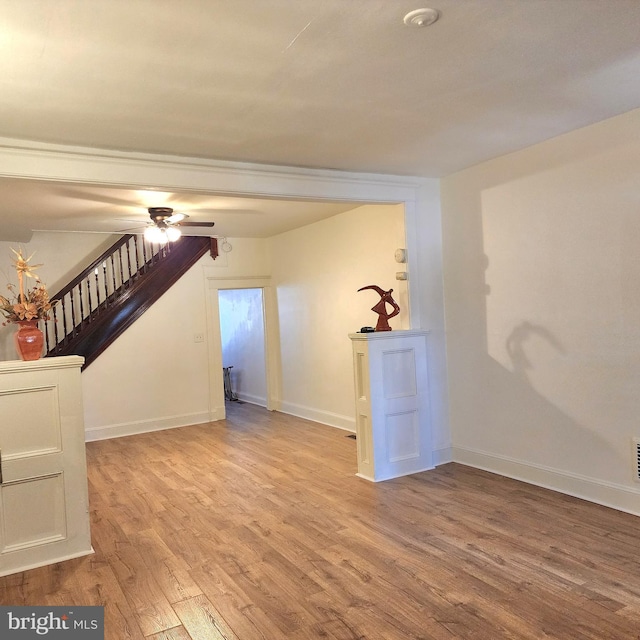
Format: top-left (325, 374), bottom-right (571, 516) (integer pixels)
top-left (472, 249), bottom-right (624, 482)
top-left (478, 328), bottom-right (616, 478)
top-left (443, 141), bottom-right (638, 491)
top-left (506, 321), bottom-right (565, 380)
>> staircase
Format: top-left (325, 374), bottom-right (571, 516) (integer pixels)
top-left (44, 234), bottom-right (214, 369)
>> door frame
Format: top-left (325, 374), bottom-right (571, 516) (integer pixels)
top-left (203, 273), bottom-right (281, 421)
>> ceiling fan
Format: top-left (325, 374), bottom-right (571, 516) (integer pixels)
top-left (139, 207), bottom-right (215, 244)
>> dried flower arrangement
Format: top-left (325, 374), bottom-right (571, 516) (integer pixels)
top-left (0, 248), bottom-right (57, 326)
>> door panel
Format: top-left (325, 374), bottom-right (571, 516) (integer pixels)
top-left (0, 357), bottom-right (92, 577)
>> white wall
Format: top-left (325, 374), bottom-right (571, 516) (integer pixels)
top-left (206, 237), bottom-right (271, 279)
top-left (269, 203), bottom-right (408, 430)
top-left (219, 287), bottom-right (267, 406)
top-left (441, 107), bottom-right (640, 515)
top-left (81, 252), bottom-right (211, 440)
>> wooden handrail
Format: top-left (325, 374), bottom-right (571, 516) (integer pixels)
top-left (49, 234), bottom-right (135, 302)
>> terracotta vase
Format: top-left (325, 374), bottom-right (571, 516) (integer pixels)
top-left (14, 319), bottom-right (44, 361)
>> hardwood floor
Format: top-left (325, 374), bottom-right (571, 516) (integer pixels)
top-left (2, 402), bottom-right (640, 639)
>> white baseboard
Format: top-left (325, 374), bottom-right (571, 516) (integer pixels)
top-left (278, 401), bottom-right (355, 432)
top-left (85, 411), bottom-right (212, 442)
top-left (433, 446), bottom-right (453, 466)
top-left (86, 401), bottom-right (354, 442)
top-left (453, 446), bottom-right (640, 517)
top-left (236, 392), bottom-right (267, 407)
top-left (0, 547), bottom-right (95, 578)
top-left (209, 406), bottom-right (225, 422)
top-left (357, 464), bottom-right (436, 483)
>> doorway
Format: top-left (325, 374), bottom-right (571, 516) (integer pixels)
top-left (219, 288), bottom-right (267, 407)
top-left (204, 274), bottom-right (281, 421)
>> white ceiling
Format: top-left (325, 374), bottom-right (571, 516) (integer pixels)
top-left (0, 178), bottom-right (361, 241)
top-left (1, 0), bottom-right (640, 240)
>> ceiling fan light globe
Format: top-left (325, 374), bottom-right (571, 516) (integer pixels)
top-left (144, 226), bottom-right (167, 244)
top-left (166, 226), bottom-right (181, 241)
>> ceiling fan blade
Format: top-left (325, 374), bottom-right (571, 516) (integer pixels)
top-left (164, 212), bottom-right (187, 225)
top-left (178, 221), bottom-right (215, 227)
top-left (116, 225), bottom-right (148, 232)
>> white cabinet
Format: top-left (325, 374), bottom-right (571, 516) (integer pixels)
top-left (0, 356), bottom-right (92, 577)
top-left (350, 330), bottom-right (433, 481)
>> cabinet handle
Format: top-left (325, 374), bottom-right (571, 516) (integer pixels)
top-left (0, 448), bottom-right (3, 484)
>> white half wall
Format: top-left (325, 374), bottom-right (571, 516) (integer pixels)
top-left (441, 107), bottom-right (640, 515)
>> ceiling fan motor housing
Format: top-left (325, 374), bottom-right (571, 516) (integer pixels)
top-left (145, 206), bottom-right (214, 231)
top-left (148, 207), bottom-right (175, 226)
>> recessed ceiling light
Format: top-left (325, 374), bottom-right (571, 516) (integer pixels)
top-left (403, 8), bottom-right (440, 27)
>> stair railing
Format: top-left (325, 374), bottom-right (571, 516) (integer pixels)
top-left (44, 234), bottom-right (173, 356)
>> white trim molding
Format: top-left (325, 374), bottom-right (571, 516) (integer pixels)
top-left (433, 446), bottom-right (453, 466)
top-left (454, 446), bottom-right (640, 517)
top-left (234, 393), bottom-right (267, 408)
top-left (0, 355), bottom-right (84, 374)
top-left (203, 274), bottom-right (282, 421)
top-left (278, 401), bottom-right (355, 433)
top-left (84, 411), bottom-right (212, 442)
top-left (0, 137), bottom-right (425, 203)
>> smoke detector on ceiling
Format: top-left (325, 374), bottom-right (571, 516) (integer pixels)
top-left (403, 8), bottom-right (440, 27)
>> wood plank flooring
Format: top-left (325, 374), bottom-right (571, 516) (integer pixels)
top-left (2, 402), bottom-right (640, 639)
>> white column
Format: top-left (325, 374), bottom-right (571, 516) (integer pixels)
top-left (350, 330), bottom-right (433, 481)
